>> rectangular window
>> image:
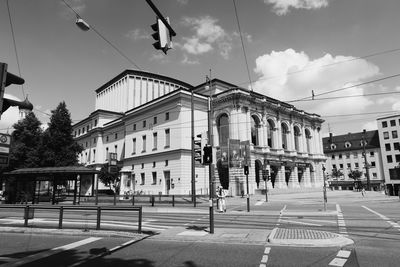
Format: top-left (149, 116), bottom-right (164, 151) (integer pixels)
top-left (390, 120), bottom-right (396, 126)
top-left (87, 125), bottom-right (89, 132)
top-left (396, 155), bottom-right (400, 162)
top-left (371, 161), bottom-right (376, 167)
top-left (143, 120), bottom-right (146, 128)
top-left (165, 129), bottom-right (170, 148)
top-left (331, 154), bottom-right (335, 159)
top-left (394, 142), bottom-right (400, 151)
top-left (369, 151), bottom-right (374, 157)
top-left (382, 121), bottom-right (388, 128)
top-left (153, 116), bottom-right (157, 125)
top-left (93, 149), bottom-right (96, 162)
top-left (355, 162), bottom-right (359, 168)
top-left (106, 136), bottom-right (109, 142)
top-left (389, 168), bottom-right (400, 180)
top-left (94, 119), bottom-right (98, 126)
top-left (153, 161), bottom-right (156, 168)
top-left (392, 130), bottom-right (398, 139)
top-left (165, 160), bottom-right (169, 166)
top-left (383, 132), bottom-right (389, 139)
top-left (133, 124), bottom-right (136, 131)
top-left (372, 172), bottom-right (377, 178)
top-left (332, 164), bottom-right (336, 169)
top-left (385, 143), bottom-right (391, 151)
top-left (165, 112), bottom-right (169, 121)
top-left (141, 163), bottom-right (144, 169)
top-left (140, 173), bottom-right (145, 185)
top-left (347, 163), bottom-right (351, 169)
top-left (339, 164), bottom-right (343, 169)
top-left (153, 132), bottom-right (158, 150)
top-left (338, 154), bottom-right (342, 159)
top-left (132, 138), bottom-right (136, 154)
top-left (115, 133), bottom-right (118, 139)
top-left (105, 147), bottom-right (109, 161)
top-left (387, 155), bottom-right (393, 163)
top-left (152, 172), bottom-right (157, 185)
top-left (142, 135), bottom-right (146, 152)
top-left (114, 145), bottom-right (117, 153)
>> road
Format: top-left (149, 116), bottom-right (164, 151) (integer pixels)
top-left (0, 191), bottom-right (399, 266)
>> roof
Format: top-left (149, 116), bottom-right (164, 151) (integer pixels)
top-left (322, 130), bottom-right (380, 153)
top-left (4, 166), bottom-right (99, 176)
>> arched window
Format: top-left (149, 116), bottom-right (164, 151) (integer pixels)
top-left (251, 115), bottom-right (260, 146)
top-left (281, 123), bottom-right (289, 150)
top-left (267, 119), bottom-right (275, 148)
top-left (305, 128), bottom-right (312, 153)
top-left (217, 114), bottom-right (229, 146)
top-left (294, 126), bottom-right (301, 151)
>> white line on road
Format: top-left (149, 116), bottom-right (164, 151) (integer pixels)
top-left (336, 204), bottom-right (348, 237)
top-left (275, 205), bottom-right (286, 227)
top-left (329, 249), bottom-right (352, 267)
top-left (259, 246), bottom-right (271, 267)
top-left (279, 219), bottom-right (322, 226)
top-left (362, 205), bottom-right (400, 232)
top-left (3, 237), bottom-right (102, 267)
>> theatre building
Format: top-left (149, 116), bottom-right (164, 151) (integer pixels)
top-left (73, 70), bottom-right (325, 196)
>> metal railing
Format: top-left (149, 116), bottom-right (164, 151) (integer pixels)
top-left (0, 204), bottom-right (142, 233)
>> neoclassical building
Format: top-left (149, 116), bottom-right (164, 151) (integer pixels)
top-left (73, 70), bottom-right (325, 196)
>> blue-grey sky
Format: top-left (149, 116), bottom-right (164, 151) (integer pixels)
top-left (1, 0), bottom-right (400, 136)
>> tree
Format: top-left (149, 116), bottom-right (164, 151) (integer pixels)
top-left (348, 169), bottom-right (363, 181)
top-left (41, 102), bottom-right (82, 166)
top-left (98, 163), bottom-right (120, 192)
top-left (9, 112), bottom-right (43, 169)
top-left (331, 168), bottom-right (343, 188)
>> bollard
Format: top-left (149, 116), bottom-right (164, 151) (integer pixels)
top-left (132, 195), bottom-right (135, 206)
top-left (96, 206), bottom-right (101, 230)
top-left (59, 206), bottom-right (64, 229)
top-left (23, 206), bottom-right (29, 227)
top-left (172, 195), bottom-right (175, 207)
top-left (151, 195), bottom-right (155, 207)
top-left (138, 207), bottom-right (142, 233)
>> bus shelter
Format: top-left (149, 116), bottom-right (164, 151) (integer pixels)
top-left (3, 166), bottom-right (99, 205)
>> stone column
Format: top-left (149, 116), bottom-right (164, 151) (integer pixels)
top-left (301, 167), bottom-right (312, 188)
top-left (288, 166), bottom-right (300, 188)
top-left (274, 165), bottom-right (287, 189)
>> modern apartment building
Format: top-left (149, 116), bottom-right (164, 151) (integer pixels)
top-left (322, 131), bottom-right (384, 191)
top-left (73, 69), bottom-right (326, 196)
top-left (377, 114), bottom-right (400, 196)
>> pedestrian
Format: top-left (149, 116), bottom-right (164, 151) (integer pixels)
top-left (217, 186), bottom-right (227, 212)
top-left (361, 187), bottom-right (366, 197)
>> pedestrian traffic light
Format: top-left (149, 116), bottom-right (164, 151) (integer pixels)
top-left (244, 165), bottom-right (249, 175)
top-left (262, 169), bottom-right (269, 181)
top-left (0, 62), bottom-right (28, 119)
top-left (194, 134), bottom-right (202, 164)
top-left (203, 145), bottom-right (212, 165)
top-left (150, 17), bottom-right (171, 54)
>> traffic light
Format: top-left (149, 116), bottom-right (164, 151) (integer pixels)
top-left (203, 145), bottom-right (212, 165)
top-left (262, 169), bottom-right (270, 181)
top-left (150, 17), bottom-right (172, 54)
top-left (0, 63), bottom-right (29, 119)
top-left (194, 134), bottom-right (202, 164)
top-left (244, 165), bottom-right (249, 175)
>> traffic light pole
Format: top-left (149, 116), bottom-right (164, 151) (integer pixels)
top-left (362, 129), bottom-right (371, 191)
top-left (145, 0), bottom-right (176, 36)
top-left (207, 75), bottom-right (214, 234)
top-left (191, 88), bottom-right (196, 207)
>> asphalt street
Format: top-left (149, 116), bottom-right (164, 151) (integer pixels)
top-left (0, 190), bottom-right (399, 266)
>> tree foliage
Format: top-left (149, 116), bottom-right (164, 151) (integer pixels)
top-left (348, 169), bottom-right (363, 181)
top-left (41, 102), bottom-right (82, 166)
top-left (9, 112), bottom-right (43, 169)
top-left (331, 168), bottom-right (343, 180)
top-left (98, 163), bottom-right (120, 193)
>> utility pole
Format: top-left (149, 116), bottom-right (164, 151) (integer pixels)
top-left (206, 74), bottom-right (214, 234)
top-left (191, 88), bottom-right (196, 207)
top-left (322, 165), bottom-right (327, 211)
top-left (362, 129), bottom-right (371, 190)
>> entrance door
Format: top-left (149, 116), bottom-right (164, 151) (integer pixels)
top-left (164, 171), bottom-right (171, 195)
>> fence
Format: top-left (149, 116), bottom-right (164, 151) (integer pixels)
top-left (0, 204), bottom-right (142, 233)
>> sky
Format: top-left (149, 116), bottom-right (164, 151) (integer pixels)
top-left (1, 0), bottom-right (400, 137)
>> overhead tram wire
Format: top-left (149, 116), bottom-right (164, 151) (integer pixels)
top-left (61, 0), bottom-right (142, 70)
top-left (231, 47), bottom-right (400, 89)
top-left (287, 73), bottom-right (400, 103)
top-left (6, 0), bottom-right (25, 98)
top-left (232, 0), bottom-right (253, 91)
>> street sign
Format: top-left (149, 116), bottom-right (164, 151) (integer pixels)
top-left (0, 133), bottom-right (11, 167)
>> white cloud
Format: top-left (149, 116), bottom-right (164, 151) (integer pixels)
top-left (253, 49), bottom-right (380, 117)
top-left (181, 54), bottom-right (200, 65)
top-left (362, 121), bottom-right (378, 131)
top-left (265, 0), bottom-right (329, 15)
top-left (125, 29), bottom-right (150, 41)
top-left (180, 16), bottom-right (232, 59)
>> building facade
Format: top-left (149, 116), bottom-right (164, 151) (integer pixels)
top-left (73, 70), bottom-right (326, 196)
top-left (377, 114), bottom-right (400, 196)
top-left (322, 131), bottom-right (384, 191)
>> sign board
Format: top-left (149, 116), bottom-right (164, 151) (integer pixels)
top-left (109, 152), bottom-right (117, 166)
top-left (0, 133), bottom-right (11, 167)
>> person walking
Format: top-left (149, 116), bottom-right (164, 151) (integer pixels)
top-left (217, 186), bottom-right (227, 212)
top-left (361, 187), bottom-right (366, 197)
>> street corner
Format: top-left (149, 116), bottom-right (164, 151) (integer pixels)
top-left (267, 227), bottom-right (354, 247)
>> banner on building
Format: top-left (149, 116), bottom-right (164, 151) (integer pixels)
top-left (229, 139), bottom-right (241, 168)
top-left (240, 140), bottom-right (251, 167)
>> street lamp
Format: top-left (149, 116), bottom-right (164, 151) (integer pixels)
top-left (322, 165), bottom-right (327, 211)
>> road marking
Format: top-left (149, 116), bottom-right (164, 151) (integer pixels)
top-left (329, 249), bottom-right (352, 267)
top-left (336, 204), bottom-right (348, 237)
top-left (279, 219), bottom-right (322, 226)
top-left (259, 246), bottom-right (271, 267)
top-left (255, 200), bottom-right (264, 206)
top-left (362, 205), bottom-right (400, 232)
top-left (2, 237), bottom-right (102, 267)
top-left (276, 205), bottom-right (286, 227)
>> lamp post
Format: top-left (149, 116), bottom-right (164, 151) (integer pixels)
top-left (322, 165), bottom-right (327, 211)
